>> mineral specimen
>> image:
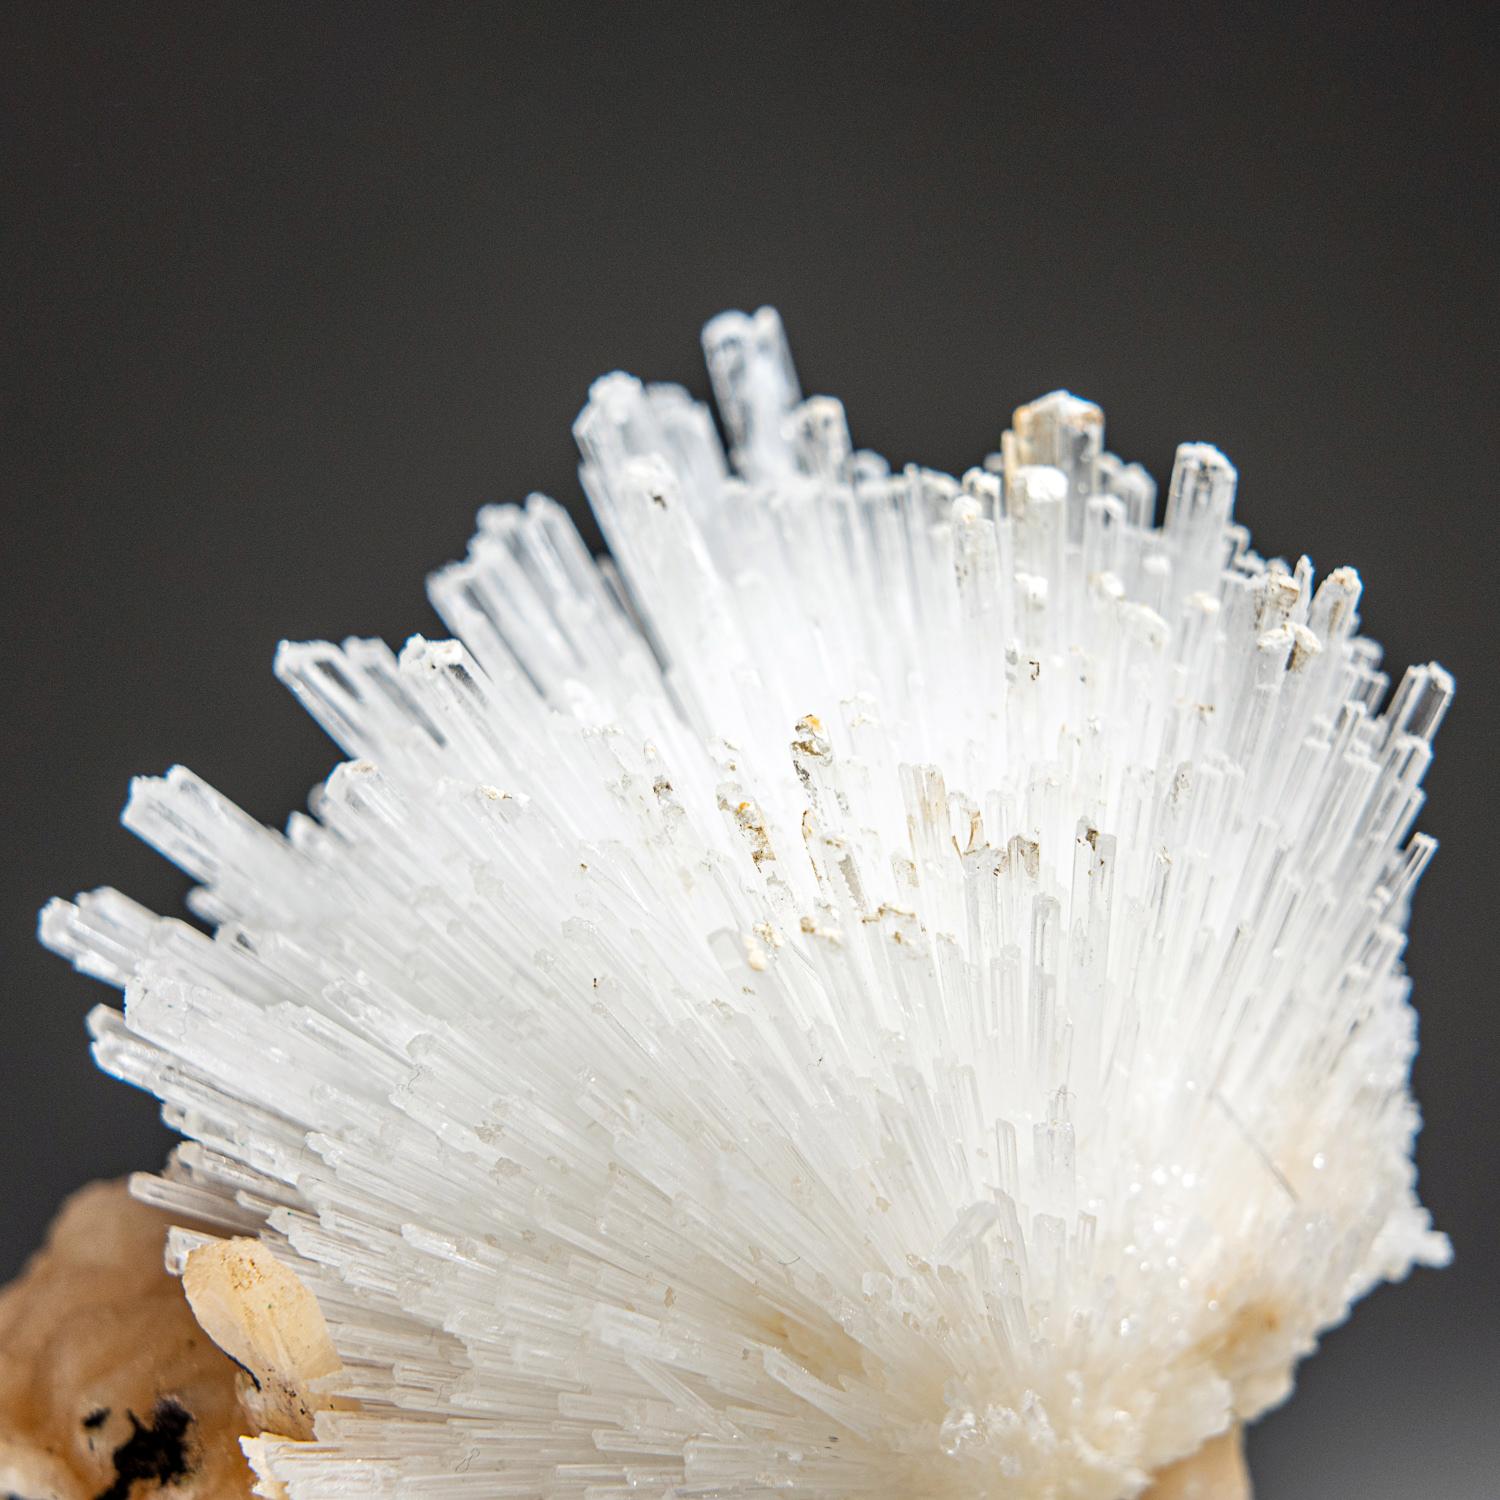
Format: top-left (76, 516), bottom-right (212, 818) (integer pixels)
top-left (38, 310), bottom-right (1448, 1497)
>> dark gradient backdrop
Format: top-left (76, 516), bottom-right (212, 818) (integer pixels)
top-left (4, 5), bottom-right (1495, 1495)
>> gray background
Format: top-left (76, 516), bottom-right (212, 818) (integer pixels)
top-left (3, 5), bottom-right (1495, 1495)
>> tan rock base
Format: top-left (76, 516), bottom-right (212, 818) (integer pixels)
top-left (1142, 1427), bottom-right (1251, 1499)
top-left (0, 1181), bottom-right (250, 1500)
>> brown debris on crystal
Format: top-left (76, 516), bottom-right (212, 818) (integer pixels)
top-left (0, 1180), bottom-right (252, 1500)
top-left (1142, 1426), bottom-right (1251, 1499)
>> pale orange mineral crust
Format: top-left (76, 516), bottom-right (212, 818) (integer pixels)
top-left (0, 1180), bottom-right (252, 1500)
top-left (1141, 1427), bottom-right (1251, 1500)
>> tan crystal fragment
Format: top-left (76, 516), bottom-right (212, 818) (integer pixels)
top-left (0, 1180), bottom-right (251, 1500)
top-left (182, 1238), bottom-right (340, 1443)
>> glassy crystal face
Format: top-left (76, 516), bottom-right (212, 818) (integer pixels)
top-left (43, 310), bottom-right (1448, 1499)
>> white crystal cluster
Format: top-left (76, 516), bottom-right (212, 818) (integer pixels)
top-left (44, 310), bottom-right (1449, 1499)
